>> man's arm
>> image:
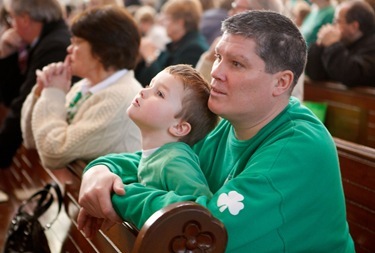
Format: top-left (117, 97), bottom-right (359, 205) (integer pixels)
top-left (320, 41), bottom-right (375, 86)
top-left (77, 152), bottom-right (141, 236)
top-left (305, 43), bottom-right (330, 81)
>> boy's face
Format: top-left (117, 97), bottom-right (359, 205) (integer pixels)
top-left (127, 71), bottom-right (185, 132)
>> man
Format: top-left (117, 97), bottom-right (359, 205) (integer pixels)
top-left (305, 0), bottom-right (375, 87)
top-left (0, 0), bottom-right (70, 168)
top-left (78, 11), bottom-right (354, 252)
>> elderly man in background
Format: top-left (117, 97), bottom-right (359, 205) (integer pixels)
top-left (306, 0), bottom-right (375, 87)
top-left (0, 0), bottom-right (71, 168)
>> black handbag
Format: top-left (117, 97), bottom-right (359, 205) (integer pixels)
top-left (3, 183), bottom-right (63, 253)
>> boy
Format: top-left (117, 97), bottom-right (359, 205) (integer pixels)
top-left (79, 64), bottom-right (218, 234)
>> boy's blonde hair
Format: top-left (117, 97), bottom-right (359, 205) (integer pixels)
top-left (165, 64), bottom-right (219, 146)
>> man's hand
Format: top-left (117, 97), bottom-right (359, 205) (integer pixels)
top-left (78, 165), bottom-right (125, 222)
top-left (317, 24), bottom-right (341, 47)
top-left (77, 208), bottom-right (104, 238)
top-left (0, 28), bottom-right (24, 58)
top-left (77, 208), bottom-right (119, 238)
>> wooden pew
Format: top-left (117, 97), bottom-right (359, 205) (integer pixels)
top-left (0, 146), bottom-right (228, 253)
top-left (334, 137), bottom-right (375, 253)
top-left (304, 79), bottom-right (375, 148)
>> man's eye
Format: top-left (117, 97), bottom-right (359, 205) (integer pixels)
top-left (214, 53), bottom-right (221, 61)
top-left (232, 61), bottom-right (242, 68)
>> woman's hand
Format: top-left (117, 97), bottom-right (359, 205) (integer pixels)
top-left (36, 56), bottom-right (72, 93)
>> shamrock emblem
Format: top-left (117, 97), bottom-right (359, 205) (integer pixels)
top-left (217, 191), bottom-right (244, 215)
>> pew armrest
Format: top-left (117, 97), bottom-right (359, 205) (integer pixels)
top-left (133, 201), bottom-right (227, 253)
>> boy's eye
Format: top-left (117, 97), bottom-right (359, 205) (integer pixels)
top-left (157, 90), bottom-right (164, 98)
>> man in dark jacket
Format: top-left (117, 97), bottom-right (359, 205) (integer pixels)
top-left (305, 0), bottom-right (375, 87)
top-left (0, 0), bottom-right (71, 168)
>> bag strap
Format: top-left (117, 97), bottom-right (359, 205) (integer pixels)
top-left (44, 183), bottom-right (63, 229)
top-left (18, 183), bottom-right (63, 229)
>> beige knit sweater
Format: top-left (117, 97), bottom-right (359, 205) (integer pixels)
top-left (21, 70), bottom-right (142, 169)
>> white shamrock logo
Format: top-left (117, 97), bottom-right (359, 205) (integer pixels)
top-left (217, 191), bottom-right (244, 215)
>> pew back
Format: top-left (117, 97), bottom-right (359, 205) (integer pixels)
top-left (334, 137), bottom-right (375, 253)
top-left (304, 79), bottom-right (375, 148)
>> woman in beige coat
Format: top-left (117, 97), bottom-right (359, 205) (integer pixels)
top-left (21, 6), bottom-right (142, 169)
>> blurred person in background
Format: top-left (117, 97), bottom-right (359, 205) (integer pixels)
top-left (199, 0), bottom-right (232, 45)
top-left (299, 0), bottom-right (335, 47)
top-left (0, 0), bottom-right (70, 168)
top-left (134, 5), bottom-right (170, 52)
top-left (135, 0), bottom-right (208, 87)
top-left (306, 0), bottom-right (375, 87)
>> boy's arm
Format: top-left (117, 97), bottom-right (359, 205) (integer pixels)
top-left (112, 150), bottom-right (213, 229)
top-left (84, 151), bottom-right (142, 183)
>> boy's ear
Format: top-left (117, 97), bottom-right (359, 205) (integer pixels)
top-left (169, 121), bottom-right (191, 137)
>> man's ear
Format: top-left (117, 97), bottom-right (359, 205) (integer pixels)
top-left (168, 121), bottom-right (191, 137)
top-left (273, 70), bottom-right (294, 96)
top-left (349, 20), bottom-right (361, 35)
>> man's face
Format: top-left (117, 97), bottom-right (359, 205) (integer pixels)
top-left (209, 33), bottom-right (282, 129)
top-left (334, 6), bottom-right (357, 44)
top-left (4, 9), bottom-right (29, 41)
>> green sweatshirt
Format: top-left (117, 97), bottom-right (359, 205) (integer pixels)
top-left (137, 142), bottom-right (212, 197)
top-left (85, 97), bottom-right (354, 253)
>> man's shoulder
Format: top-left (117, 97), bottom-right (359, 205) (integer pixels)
top-left (38, 21), bottom-right (71, 48)
top-left (180, 32), bottom-right (209, 51)
top-left (359, 31), bottom-right (375, 46)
